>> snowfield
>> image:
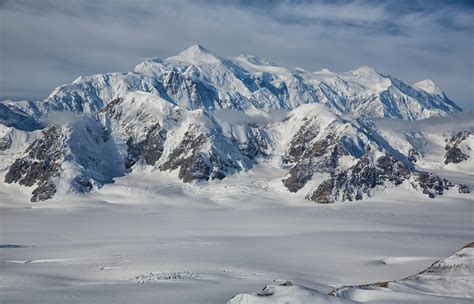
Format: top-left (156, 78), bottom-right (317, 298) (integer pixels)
top-left (0, 166), bottom-right (472, 303)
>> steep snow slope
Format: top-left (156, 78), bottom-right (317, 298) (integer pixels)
top-left (413, 79), bottom-right (444, 96)
top-left (0, 103), bottom-right (44, 131)
top-left (335, 243), bottom-right (474, 302)
top-left (3, 117), bottom-right (126, 201)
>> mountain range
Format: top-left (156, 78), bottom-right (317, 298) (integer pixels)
top-left (0, 44), bottom-right (471, 202)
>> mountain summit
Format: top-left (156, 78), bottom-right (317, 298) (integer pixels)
top-left (165, 44), bottom-right (222, 65)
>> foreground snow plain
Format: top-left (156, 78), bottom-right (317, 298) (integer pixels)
top-left (0, 163), bottom-right (472, 303)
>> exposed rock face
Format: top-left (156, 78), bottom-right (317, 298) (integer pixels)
top-left (307, 155), bottom-right (470, 204)
top-left (0, 135), bottom-right (12, 151)
top-left (282, 130), bottom-right (345, 193)
top-left (159, 128), bottom-right (248, 183)
top-left (308, 152), bottom-right (471, 204)
top-left (414, 172), bottom-right (451, 198)
top-left (413, 172), bottom-right (470, 196)
top-left (31, 181), bottom-right (56, 202)
top-left (278, 106), bottom-right (472, 204)
top-left (125, 123), bottom-right (167, 168)
top-left (445, 147), bottom-right (469, 164)
top-left (306, 179), bottom-right (334, 204)
top-left (457, 184), bottom-right (471, 194)
top-left (286, 118), bottom-right (321, 162)
top-left (160, 131), bottom-right (210, 182)
top-left (408, 148), bottom-right (420, 163)
top-left (444, 130), bottom-right (471, 164)
top-left (307, 154), bottom-right (411, 203)
top-left (4, 126), bottom-right (65, 202)
top-left (3, 94), bottom-right (470, 203)
top-left (72, 175), bottom-right (94, 193)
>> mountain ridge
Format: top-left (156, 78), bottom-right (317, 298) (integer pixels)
top-left (0, 45), bottom-right (471, 202)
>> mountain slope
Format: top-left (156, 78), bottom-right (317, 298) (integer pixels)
top-left (4, 117), bottom-right (126, 201)
top-left (334, 242), bottom-right (474, 301)
top-left (99, 91), bottom-right (265, 182)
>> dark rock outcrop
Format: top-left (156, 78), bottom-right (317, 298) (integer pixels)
top-left (0, 135), bottom-right (12, 151)
top-left (445, 147), bottom-right (469, 164)
top-left (414, 172), bottom-right (451, 198)
top-left (4, 126), bottom-right (65, 202)
top-left (159, 129), bottom-right (246, 182)
top-left (125, 123), bottom-right (167, 168)
top-left (31, 181), bottom-right (56, 202)
top-left (160, 131), bottom-right (209, 181)
top-left (457, 184), bottom-right (471, 194)
top-left (444, 130), bottom-right (471, 164)
top-left (307, 154), bottom-right (412, 203)
top-left (282, 131), bottom-right (345, 192)
top-left (306, 179), bottom-right (334, 203)
top-left (408, 148), bottom-right (420, 163)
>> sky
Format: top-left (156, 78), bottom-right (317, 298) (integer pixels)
top-left (1, 0), bottom-right (473, 109)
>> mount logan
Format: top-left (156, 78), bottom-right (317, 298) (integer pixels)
top-left (0, 45), bottom-right (471, 202)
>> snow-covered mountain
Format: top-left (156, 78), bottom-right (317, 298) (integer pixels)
top-left (3, 44), bottom-right (461, 119)
top-left (228, 242), bottom-right (474, 303)
top-left (334, 242), bottom-right (474, 302)
top-left (0, 45), bottom-right (471, 202)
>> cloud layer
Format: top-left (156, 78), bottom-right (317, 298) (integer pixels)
top-left (1, 0), bottom-right (473, 109)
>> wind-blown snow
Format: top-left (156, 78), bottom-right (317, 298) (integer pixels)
top-left (413, 79), bottom-right (444, 96)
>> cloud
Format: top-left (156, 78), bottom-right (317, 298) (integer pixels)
top-left (374, 111), bottom-right (474, 133)
top-left (1, 0), bottom-right (472, 109)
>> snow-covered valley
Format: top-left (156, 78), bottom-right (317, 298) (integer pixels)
top-left (0, 165), bottom-right (473, 303)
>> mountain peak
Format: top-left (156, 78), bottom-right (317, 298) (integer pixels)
top-left (413, 79), bottom-right (443, 95)
top-left (314, 68), bottom-right (334, 75)
top-left (351, 65), bottom-right (380, 75)
top-left (185, 44), bottom-right (211, 54)
top-left (165, 44), bottom-right (221, 65)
